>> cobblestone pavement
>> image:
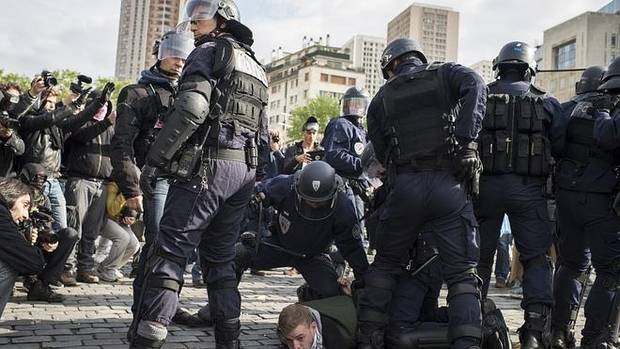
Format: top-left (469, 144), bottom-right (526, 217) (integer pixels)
top-left (0, 268), bottom-right (585, 348)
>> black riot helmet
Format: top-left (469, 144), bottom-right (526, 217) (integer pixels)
top-left (575, 66), bottom-right (606, 95)
top-left (493, 41), bottom-right (537, 77)
top-left (380, 38), bottom-right (428, 79)
top-left (599, 57), bottom-right (620, 92)
top-left (342, 87), bottom-right (370, 118)
top-left (177, 0), bottom-right (240, 32)
top-left (294, 161), bottom-right (341, 221)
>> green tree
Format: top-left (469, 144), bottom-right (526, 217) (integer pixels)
top-left (287, 96), bottom-right (340, 141)
top-left (0, 69), bottom-right (31, 91)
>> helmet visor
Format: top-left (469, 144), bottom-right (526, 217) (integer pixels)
top-left (158, 31), bottom-right (195, 60)
top-left (343, 97), bottom-right (369, 117)
top-left (295, 195), bottom-right (338, 221)
top-left (177, 0), bottom-right (219, 32)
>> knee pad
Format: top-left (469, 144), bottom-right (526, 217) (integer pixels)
top-left (137, 320), bottom-right (168, 341)
top-left (447, 281), bottom-right (481, 303)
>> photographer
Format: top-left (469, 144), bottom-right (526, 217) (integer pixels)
top-left (63, 87), bottom-right (116, 285)
top-left (0, 85), bottom-right (25, 177)
top-left (265, 129), bottom-right (285, 179)
top-left (18, 163), bottom-right (79, 299)
top-left (19, 75), bottom-right (110, 232)
top-left (0, 177), bottom-right (43, 318)
top-left (282, 117), bottom-right (323, 174)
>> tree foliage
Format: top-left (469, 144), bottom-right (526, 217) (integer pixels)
top-left (286, 96), bottom-right (340, 141)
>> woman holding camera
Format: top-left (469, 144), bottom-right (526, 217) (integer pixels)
top-left (0, 178), bottom-right (47, 318)
top-left (96, 182), bottom-right (140, 283)
top-left (282, 116), bottom-right (324, 175)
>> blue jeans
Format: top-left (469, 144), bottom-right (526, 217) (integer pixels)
top-left (495, 233), bottom-right (512, 280)
top-left (0, 259), bottom-right (17, 319)
top-left (143, 178), bottom-right (170, 249)
top-left (43, 178), bottom-right (67, 232)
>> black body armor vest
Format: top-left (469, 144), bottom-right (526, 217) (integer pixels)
top-left (479, 86), bottom-right (552, 177)
top-left (383, 64), bottom-right (455, 170)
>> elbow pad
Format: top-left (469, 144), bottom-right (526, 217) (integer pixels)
top-left (147, 89), bottom-right (211, 168)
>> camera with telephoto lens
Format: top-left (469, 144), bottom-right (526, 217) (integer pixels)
top-left (120, 206), bottom-right (140, 220)
top-left (19, 206), bottom-right (58, 246)
top-left (40, 70), bottom-right (58, 88)
top-left (70, 74), bottom-right (93, 95)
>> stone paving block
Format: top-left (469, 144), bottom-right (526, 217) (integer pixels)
top-left (34, 328), bottom-right (74, 336)
top-left (11, 335), bottom-right (53, 343)
top-left (42, 341), bottom-right (83, 348)
top-left (83, 338), bottom-right (125, 346)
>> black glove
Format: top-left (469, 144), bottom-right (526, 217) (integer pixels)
top-left (72, 87), bottom-right (92, 109)
top-left (99, 82), bottom-right (115, 104)
top-left (453, 142), bottom-right (482, 182)
top-left (140, 165), bottom-right (157, 197)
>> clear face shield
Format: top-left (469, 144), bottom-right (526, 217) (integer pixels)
top-left (158, 31), bottom-right (195, 60)
top-left (176, 0), bottom-right (219, 32)
top-left (295, 191), bottom-right (338, 221)
top-left (343, 97), bottom-right (369, 117)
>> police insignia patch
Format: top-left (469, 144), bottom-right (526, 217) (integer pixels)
top-left (354, 142), bottom-right (365, 155)
top-left (279, 214), bottom-right (291, 235)
top-left (312, 180), bottom-right (321, 192)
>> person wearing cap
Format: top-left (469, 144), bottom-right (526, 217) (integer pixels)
top-left (356, 38), bottom-right (487, 349)
top-left (129, 0), bottom-right (270, 347)
top-left (549, 59), bottom-right (620, 349)
top-left (282, 116), bottom-right (323, 174)
top-left (474, 41), bottom-right (564, 349)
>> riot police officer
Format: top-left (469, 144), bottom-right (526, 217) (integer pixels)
top-left (475, 41), bottom-right (563, 349)
top-left (235, 161), bottom-right (368, 298)
top-left (322, 86), bottom-right (370, 224)
top-left (550, 60), bottom-right (620, 349)
top-left (129, 1), bottom-right (269, 348)
top-left (551, 66), bottom-right (611, 348)
top-left (111, 30), bottom-right (199, 325)
top-left (357, 38), bottom-right (487, 349)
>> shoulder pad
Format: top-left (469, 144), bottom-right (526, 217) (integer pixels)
top-left (212, 39), bottom-right (234, 80)
top-left (529, 84), bottom-right (547, 96)
top-left (232, 46), bottom-right (268, 87)
top-left (425, 61), bottom-right (444, 71)
top-left (117, 84), bottom-right (149, 104)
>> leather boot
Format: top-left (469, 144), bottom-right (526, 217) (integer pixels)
top-left (519, 304), bottom-right (551, 349)
top-left (215, 318), bottom-right (241, 349)
top-left (551, 327), bottom-right (575, 349)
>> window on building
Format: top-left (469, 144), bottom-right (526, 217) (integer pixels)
top-left (304, 90), bottom-right (308, 98)
top-left (271, 85), bottom-right (278, 94)
top-left (305, 72), bottom-right (310, 81)
top-left (554, 40), bottom-right (576, 69)
top-left (330, 75), bottom-right (347, 85)
top-left (612, 34), bottom-right (618, 48)
top-left (348, 78), bottom-right (356, 85)
top-left (320, 73), bottom-right (329, 82)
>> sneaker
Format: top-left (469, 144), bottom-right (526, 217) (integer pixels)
top-left (48, 280), bottom-right (64, 289)
top-left (27, 280), bottom-right (65, 302)
top-left (495, 277), bottom-right (507, 288)
top-left (60, 271), bottom-right (77, 287)
top-left (97, 268), bottom-right (120, 283)
top-left (76, 271), bottom-right (100, 284)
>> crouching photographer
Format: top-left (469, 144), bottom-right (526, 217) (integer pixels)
top-left (0, 177), bottom-right (44, 318)
top-left (17, 164), bottom-right (79, 301)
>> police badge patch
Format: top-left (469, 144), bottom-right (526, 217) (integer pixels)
top-left (279, 214), bottom-right (291, 235)
top-left (312, 180), bottom-right (321, 192)
top-left (354, 142), bottom-right (365, 155)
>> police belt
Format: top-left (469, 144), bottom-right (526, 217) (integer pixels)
top-left (204, 147), bottom-right (247, 163)
top-left (395, 157), bottom-right (453, 174)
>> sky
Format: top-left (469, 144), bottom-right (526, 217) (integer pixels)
top-left (0, 0), bottom-right (613, 80)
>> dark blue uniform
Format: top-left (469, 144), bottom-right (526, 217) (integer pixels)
top-left (322, 116), bottom-right (368, 222)
top-left (358, 59), bottom-right (487, 349)
top-left (476, 80), bottom-right (562, 311)
top-left (131, 34), bottom-right (270, 345)
top-left (551, 92), bottom-right (620, 344)
top-left (236, 175), bottom-right (369, 297)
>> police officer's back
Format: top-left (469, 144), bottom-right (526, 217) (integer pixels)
top-left (357, 38), bottom-right (487, 349)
